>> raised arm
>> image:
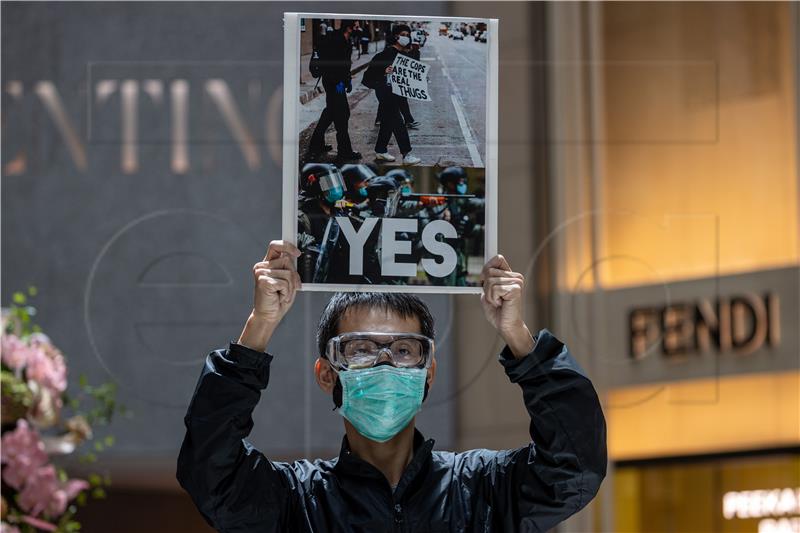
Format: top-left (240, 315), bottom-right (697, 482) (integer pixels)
top-left (176, 240), bottom-right (303, 532)
top-left (457, 255), bottom-right (607, 531)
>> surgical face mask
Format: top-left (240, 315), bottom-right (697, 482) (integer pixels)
top-left (358, 186), bottom-right (368, 198)
top-left (325, 186), bottom-right (344, 203)
top-left (400, 185), bottom-right (412, 195)
top-left (456, 182), bottom-right (468, 195)
top-left (338, 366), bottom-right (427, 442)
top-left (397, 35), bottom-right (411, 47)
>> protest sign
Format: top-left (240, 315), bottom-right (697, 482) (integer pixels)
top-left (390, 55), bottom-right (431, 102)
top-left (284, 13), bottom-right (499, 293)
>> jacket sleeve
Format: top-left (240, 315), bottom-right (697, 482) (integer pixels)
top-left (455, 329), bottom-right (607, 532)
top-left (176, 341), bottom-right (294, 532)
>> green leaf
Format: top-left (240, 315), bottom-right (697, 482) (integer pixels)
top-left (88, 473), bottom-right (102, 487)
top-left (12, 292), bottom-right (26, 304)
top-left (79, 374), bottom-right (88, 388)
top-left (28, 285), bottom-right (38, 296)
top-left (104, 435), bottom-right (115, 447)
top-left (80, 452), bottom-right (97, 464)
top-left (91, 487), bottom-right (106, 499)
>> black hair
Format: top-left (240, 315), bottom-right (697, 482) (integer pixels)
top-left (340, 19), bottom-right (356, 31)
top-left (391, 23), bottom-right (412, 36)
top-left (316, 292), bottom-right (435, 357)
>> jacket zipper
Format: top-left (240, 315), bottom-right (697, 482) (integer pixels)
top-left (392, 500), bottom-right (403, 532)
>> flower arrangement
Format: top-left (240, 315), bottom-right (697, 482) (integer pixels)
top-left (1, 287), bottom-right (123, 532)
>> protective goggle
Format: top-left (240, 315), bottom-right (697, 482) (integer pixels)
top-left (325, 332), bottom-right (434, 370)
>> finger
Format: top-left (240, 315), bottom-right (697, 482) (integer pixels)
top-left (257, 268), bottom-right (296, 295)
top-left (481, 255), bottom-right (513, 281)
top-left (265, 240), bottom-right (301, 261)
top-left (481, 267), bottom-right (523, 282)
top-left (257, 275), bottom-right (291, 303)
top-left (487, 278), bottom-right (523, 306)
top-left (496, 283), bottom-right (522, 302)
top-left (253, 255), bottom-right (295, 273)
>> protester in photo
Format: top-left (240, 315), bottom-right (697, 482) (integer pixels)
top-left (351, 21), bottom-right (362, 59)
top-left (362, 24), bottom-right (421, 165)
top-left (177, 241), bottom-right (607, 531)
top-left (308, 20), bottom-right (363, 165)
top-left (398, 31), bottom-right (423, 130)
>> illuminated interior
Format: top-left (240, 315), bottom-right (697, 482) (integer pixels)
top-left (567, 2), bottom-right (799, 289)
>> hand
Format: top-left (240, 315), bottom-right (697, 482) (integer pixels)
top-left (252, 240), bottom-right (302, 323)
top-left (237, 240), bottom-right (301, 352)
top-left (385, 66), bottom-right (394, 75)
top-left (480, 255), bottom-right (535, 358)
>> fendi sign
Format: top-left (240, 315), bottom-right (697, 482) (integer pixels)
top-left (629, 293), bottom-right (781, 360)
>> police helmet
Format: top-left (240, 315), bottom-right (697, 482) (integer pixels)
top-left (437, 166), bottom-right (467, 186)
top-left (301, 163), bottom-right (347, 202)
top-left (384, 168), bottom-right (415, 188)
top-left (340, 164), bottom-right (378, 190)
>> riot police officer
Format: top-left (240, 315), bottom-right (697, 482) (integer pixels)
top-left (340, 163), bottom-right (378, 209)
top-left (297, 163), bottom-right (352, 283)
top-left (429, 167), bottom-right (485, 286)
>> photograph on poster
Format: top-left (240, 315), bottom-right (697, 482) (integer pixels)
top-left (284, 13), bottom-right (498, 292)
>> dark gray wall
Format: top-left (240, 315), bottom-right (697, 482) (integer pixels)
top-left (1, 2), bottom-right (456, 481)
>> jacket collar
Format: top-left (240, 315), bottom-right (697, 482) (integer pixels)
top-left (333, 428), bottom-right (435, 499)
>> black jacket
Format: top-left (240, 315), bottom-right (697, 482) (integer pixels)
top-left (362, 46), bottom-right (399, 90)
top-left (319, 29), bottom-right (352, 84)
top-left (176, 329), bottom-right (607, 532)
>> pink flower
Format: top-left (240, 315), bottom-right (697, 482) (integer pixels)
top-left (0, 522), bottom-right (22, 533)
top-left (24, 341), bottom-right (66, 394)
top-left (1, 334), bottom-right (33, 370)
top-left (17, 464), bottom-right (88, 517)
top-left (0, 420), bottom-right (48, 490)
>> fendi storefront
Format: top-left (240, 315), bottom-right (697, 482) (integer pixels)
top-left (538, 2), bottom-right (800, 532)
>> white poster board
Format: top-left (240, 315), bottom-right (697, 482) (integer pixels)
top-left (283, 13), bottom-right (498, 294)
top-left (390, 55), bottom-right (431, 101)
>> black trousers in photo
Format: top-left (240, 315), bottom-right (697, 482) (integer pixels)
top-left (399, 97), bottom-right (415, 124)
top-left (374, 86), bottom-right (412, 155)
top-left (309, 79), bottom-right (353, 155)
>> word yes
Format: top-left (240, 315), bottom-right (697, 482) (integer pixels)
top-left (337, 217), bottom-right (456, 277)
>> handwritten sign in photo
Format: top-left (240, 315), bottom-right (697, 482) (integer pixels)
top-left (390, 55), bottom-right (431, 102)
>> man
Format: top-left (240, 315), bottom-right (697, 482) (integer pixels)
top-left (362, 24), bottom-right (421, 165)
top-left (177, 240), bottom-right (608, 532)
top-left (308, 20), bottom-right (362, 164)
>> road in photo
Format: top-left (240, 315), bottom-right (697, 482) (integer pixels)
top-left (299, 30), bottom-right (487, 169)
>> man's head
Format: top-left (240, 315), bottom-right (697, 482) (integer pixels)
top-left (314, 292), bottom-right (437, 438)
top-left (316, 292), bottom-right (434, 358)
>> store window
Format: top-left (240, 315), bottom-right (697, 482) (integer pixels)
top-left (613, 453), bottom-right (800, 533)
